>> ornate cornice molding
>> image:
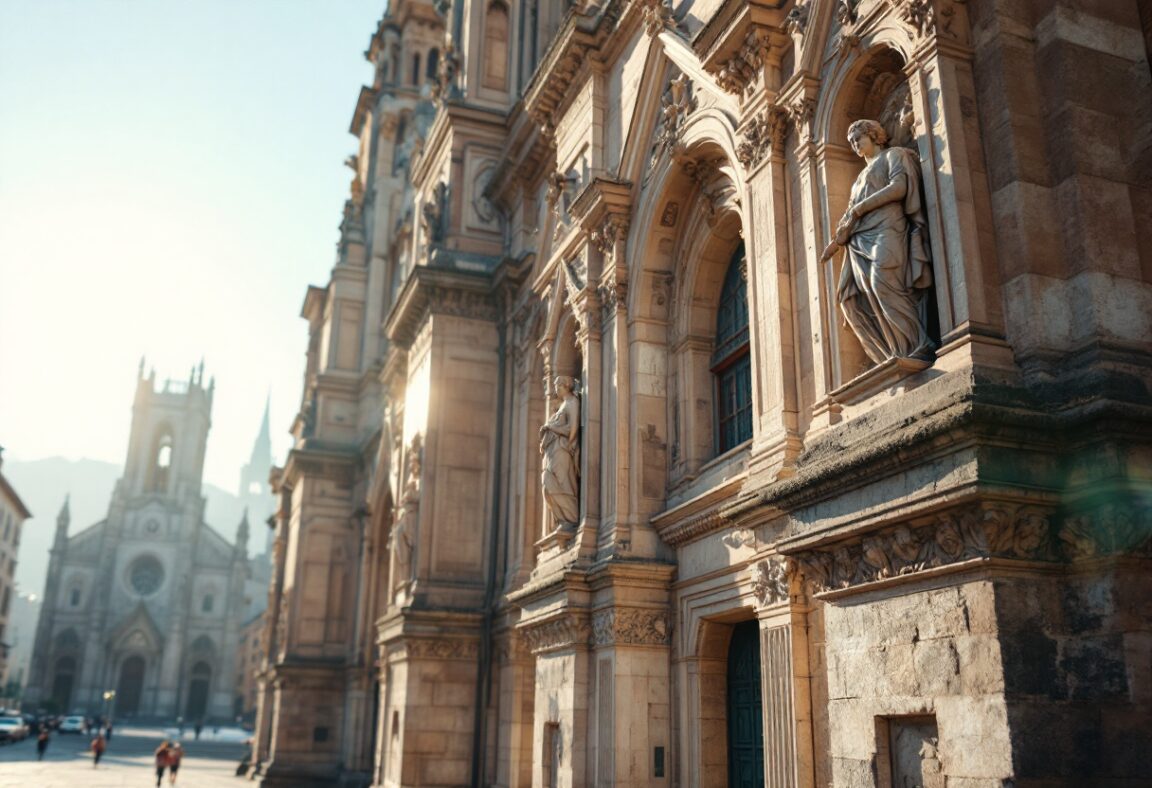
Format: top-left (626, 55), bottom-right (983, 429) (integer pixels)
top-left (385, 266), bottom-right (498, 349)
top-left (592, 607), bottom-right (673, 647)
top-left (781, 499), bottom-right (1152, 596)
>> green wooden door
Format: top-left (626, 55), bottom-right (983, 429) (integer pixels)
top-left (727, 621), bottom-right (764, 787)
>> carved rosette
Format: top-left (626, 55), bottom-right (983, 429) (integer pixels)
top-left (520, 614), bottom-right (592, 654)
top-left (592, 608), bottom-right (672, 647)
top-left (788, 503), bottom-right (1061, 594)
top-left (752, 557), bottom-right (789, 607)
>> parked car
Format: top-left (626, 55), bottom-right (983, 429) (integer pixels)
top-left (0, 716), bottom-right (29, 742)
top-left (58, 715), bottom-right (86, 734)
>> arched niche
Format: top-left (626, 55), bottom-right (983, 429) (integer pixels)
top-left (818, 44), bottom-right (941, 387)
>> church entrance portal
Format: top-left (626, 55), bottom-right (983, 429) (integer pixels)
top-left (726, 621), bottom-right (764, 787)
top-left (117, 655), bottom-right (146, 716)
top-left (51, 656), bottom-right (76, 711)
top-left (186, 661), bottom-right (211, 720)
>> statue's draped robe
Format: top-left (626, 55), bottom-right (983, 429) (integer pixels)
top-left (541, 395), bottom-right (580, 526)
top-left (837, 146), bottom-right (934, 363)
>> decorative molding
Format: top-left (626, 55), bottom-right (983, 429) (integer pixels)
top-left (785, 2), bottom-right (810, 36)
top-left (1059, 500), bottom-right (1152, 561)
top-left (785, 96), bottom-right (817, 143)
top-left (752, 557), bottom-right (789, 607)
top-left (641, 0), bottom-right (678, 37)
top-left (592, 607), bottom-right (673, 647)
top-left (648, 74), bottom-right (696, 176)
top-left (886, 0), bottom-right (969, 41)
top-left (788, 503), bottom-right (1062, 594)
top-left (711, 29), bottom-right (770, 96)
top-left (736, 106), bottom-right (788, 169)
top-left (519, 613), bottom-right (592, 654)
top-left (404, 637), bottom-right (479, 661)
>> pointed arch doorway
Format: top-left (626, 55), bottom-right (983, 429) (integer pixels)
top-left (727, 620), bottom-right (764, 787)
top-left (117, 655), bottom-right (147, 716)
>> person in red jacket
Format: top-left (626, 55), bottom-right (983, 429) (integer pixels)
top-left (90, 732), bottom-right (107, 768)
top-left (167, 742), bottom-right (183, 784)
top-left (154, 740), bottom-right (171, 786)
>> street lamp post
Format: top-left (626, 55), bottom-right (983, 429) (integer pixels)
top-left (102, 690), bottom-right (116, 730)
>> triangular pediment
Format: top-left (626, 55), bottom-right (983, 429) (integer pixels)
top-left (107, 602), bottom-right (164, 652)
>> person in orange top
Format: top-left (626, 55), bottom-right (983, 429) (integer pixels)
top-left (154, 740), bottom-right (171, 786)
top-left (90, 732), bottom-right (107, 768)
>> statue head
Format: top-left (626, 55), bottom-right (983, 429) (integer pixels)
top-left (846, 118), bottom-right (887, 157)
top-left (553, 375), bottom-right (577, 396)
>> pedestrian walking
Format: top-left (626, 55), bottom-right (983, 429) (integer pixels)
top-left (36, 728), bottom-right (49, 760)
top-left (168, 742), bottom-right (183, 784)
top-left (105, 721), bottom-right (114, 741)
top-left (90, 732), bottom-right (106, 768)
top-left (194, 720), bottom-right (202, 740)
top-left (154, 740), bottom-right (171, 786)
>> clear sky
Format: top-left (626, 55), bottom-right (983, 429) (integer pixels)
top-left (0, 0), bottom-right (385, 490)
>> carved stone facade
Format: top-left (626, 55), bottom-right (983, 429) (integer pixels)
top-left (250, 1), bottom-right (1152, 786)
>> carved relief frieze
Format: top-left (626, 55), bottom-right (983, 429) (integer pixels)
top-left (1058, 500), bottom-right (1152, 560)
top-left (592, 607), bottom-right (672, 647)
top-left (425, 286), bottom-right (500, 323)
top-left (752, 557), bottom-right (789, 607)
top-left (788, 503), bottom-right (1059, 594)
top-left (520, 614), bottom-right (592, 654)
top-left (404, 637), bottom-right (479, 661)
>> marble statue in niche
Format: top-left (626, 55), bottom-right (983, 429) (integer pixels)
top-left (821, 118), bottom-right (935, 364)
top-left (390, 433), bottom-right (422, 594)
top-left (539, 375), bottom-right (581, 530)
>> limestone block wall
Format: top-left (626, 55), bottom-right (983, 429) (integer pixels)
top-left (821, 578), bottom-right (1013, 786)
top-left (995, 567), bottom-right (1152, 784)
top-left (398, 654), bottom-right (477, 786)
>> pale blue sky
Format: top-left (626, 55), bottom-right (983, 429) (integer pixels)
top-left (0, 1), bottom-right (385, 491)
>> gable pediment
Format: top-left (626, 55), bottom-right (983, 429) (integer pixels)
top-left (107, 602), bottom-right (164, 652)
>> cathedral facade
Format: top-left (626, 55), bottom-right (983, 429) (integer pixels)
top-left (250, 1), bottom-right (1152, 786)
top-left (26, 366), bottom-right (252, 720)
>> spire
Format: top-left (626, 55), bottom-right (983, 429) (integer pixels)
top-left (55, 495), bottom-right (71, 549)
top-left (236, 508), bottom-right (250, 553)
top-left (250, 394), bottom-right (272, 466)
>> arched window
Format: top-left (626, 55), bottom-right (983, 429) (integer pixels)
top-left (411, 53), bottom-right (421, 86)
top-left (712, 243), bottom-right (752, 453)
top-left (150, 431), bottom-right (173, 492)
top-left (483, 1), bottom-right (510, 90)
top-left (426, 48), bottom-right (439, 82)
top-left (202, 594), bottom-right (214, 614)
top-left (70, 588), bottom-right (81, 607)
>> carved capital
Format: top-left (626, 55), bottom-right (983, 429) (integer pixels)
top-left (736, 106), bottom-right (788, 169)
top-left (641, 0), bottom-right (676, 37)
top-left (592, 607), bottom-right (672, 647)
top-left (752, 557), bottom-right (789, 608)
top-left (711, 29), bottom-right (770, 97)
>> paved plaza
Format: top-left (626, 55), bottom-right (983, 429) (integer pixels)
top-left (0, 725), bottom-right (249, 788)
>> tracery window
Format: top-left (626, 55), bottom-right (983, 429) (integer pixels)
top-left (712, 243), bottom-right (752, 454)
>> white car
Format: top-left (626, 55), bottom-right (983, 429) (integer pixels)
top-left (58, 715), bottom-right (86, 734)
top-left (0, 716), bottom-right (28, 742)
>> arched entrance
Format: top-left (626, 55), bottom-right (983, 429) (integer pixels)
top-left (727, 620), bottom-right (764, 787)
top-left (51, 656), bottom-right (77, 711)
top-left (117, 655), bottom-right (147, 716)
top-left (186, 661), bottom-right (211, 720)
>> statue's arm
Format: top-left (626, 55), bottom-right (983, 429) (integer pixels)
top-left (849, 159), bottom-right (908, 217)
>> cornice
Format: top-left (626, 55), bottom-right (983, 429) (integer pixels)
top-left (650, 475), bottom-right (747, 547)
top-left (383, 264), bottom-right (499, 349)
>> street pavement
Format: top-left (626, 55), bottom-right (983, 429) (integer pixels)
top-left (0, 724), bottom-right (249, 788)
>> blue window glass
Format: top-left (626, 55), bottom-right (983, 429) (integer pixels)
top-left (712, 243), bottom-right (752, 453)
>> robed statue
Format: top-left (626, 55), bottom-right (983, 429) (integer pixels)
top-left (822, 118), bottom-right (935, 364)
top-left (539, 375), bottom-right (580, 530)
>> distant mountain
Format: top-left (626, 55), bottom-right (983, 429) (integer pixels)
top-left (3, 456), bottom-right (250, 598)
